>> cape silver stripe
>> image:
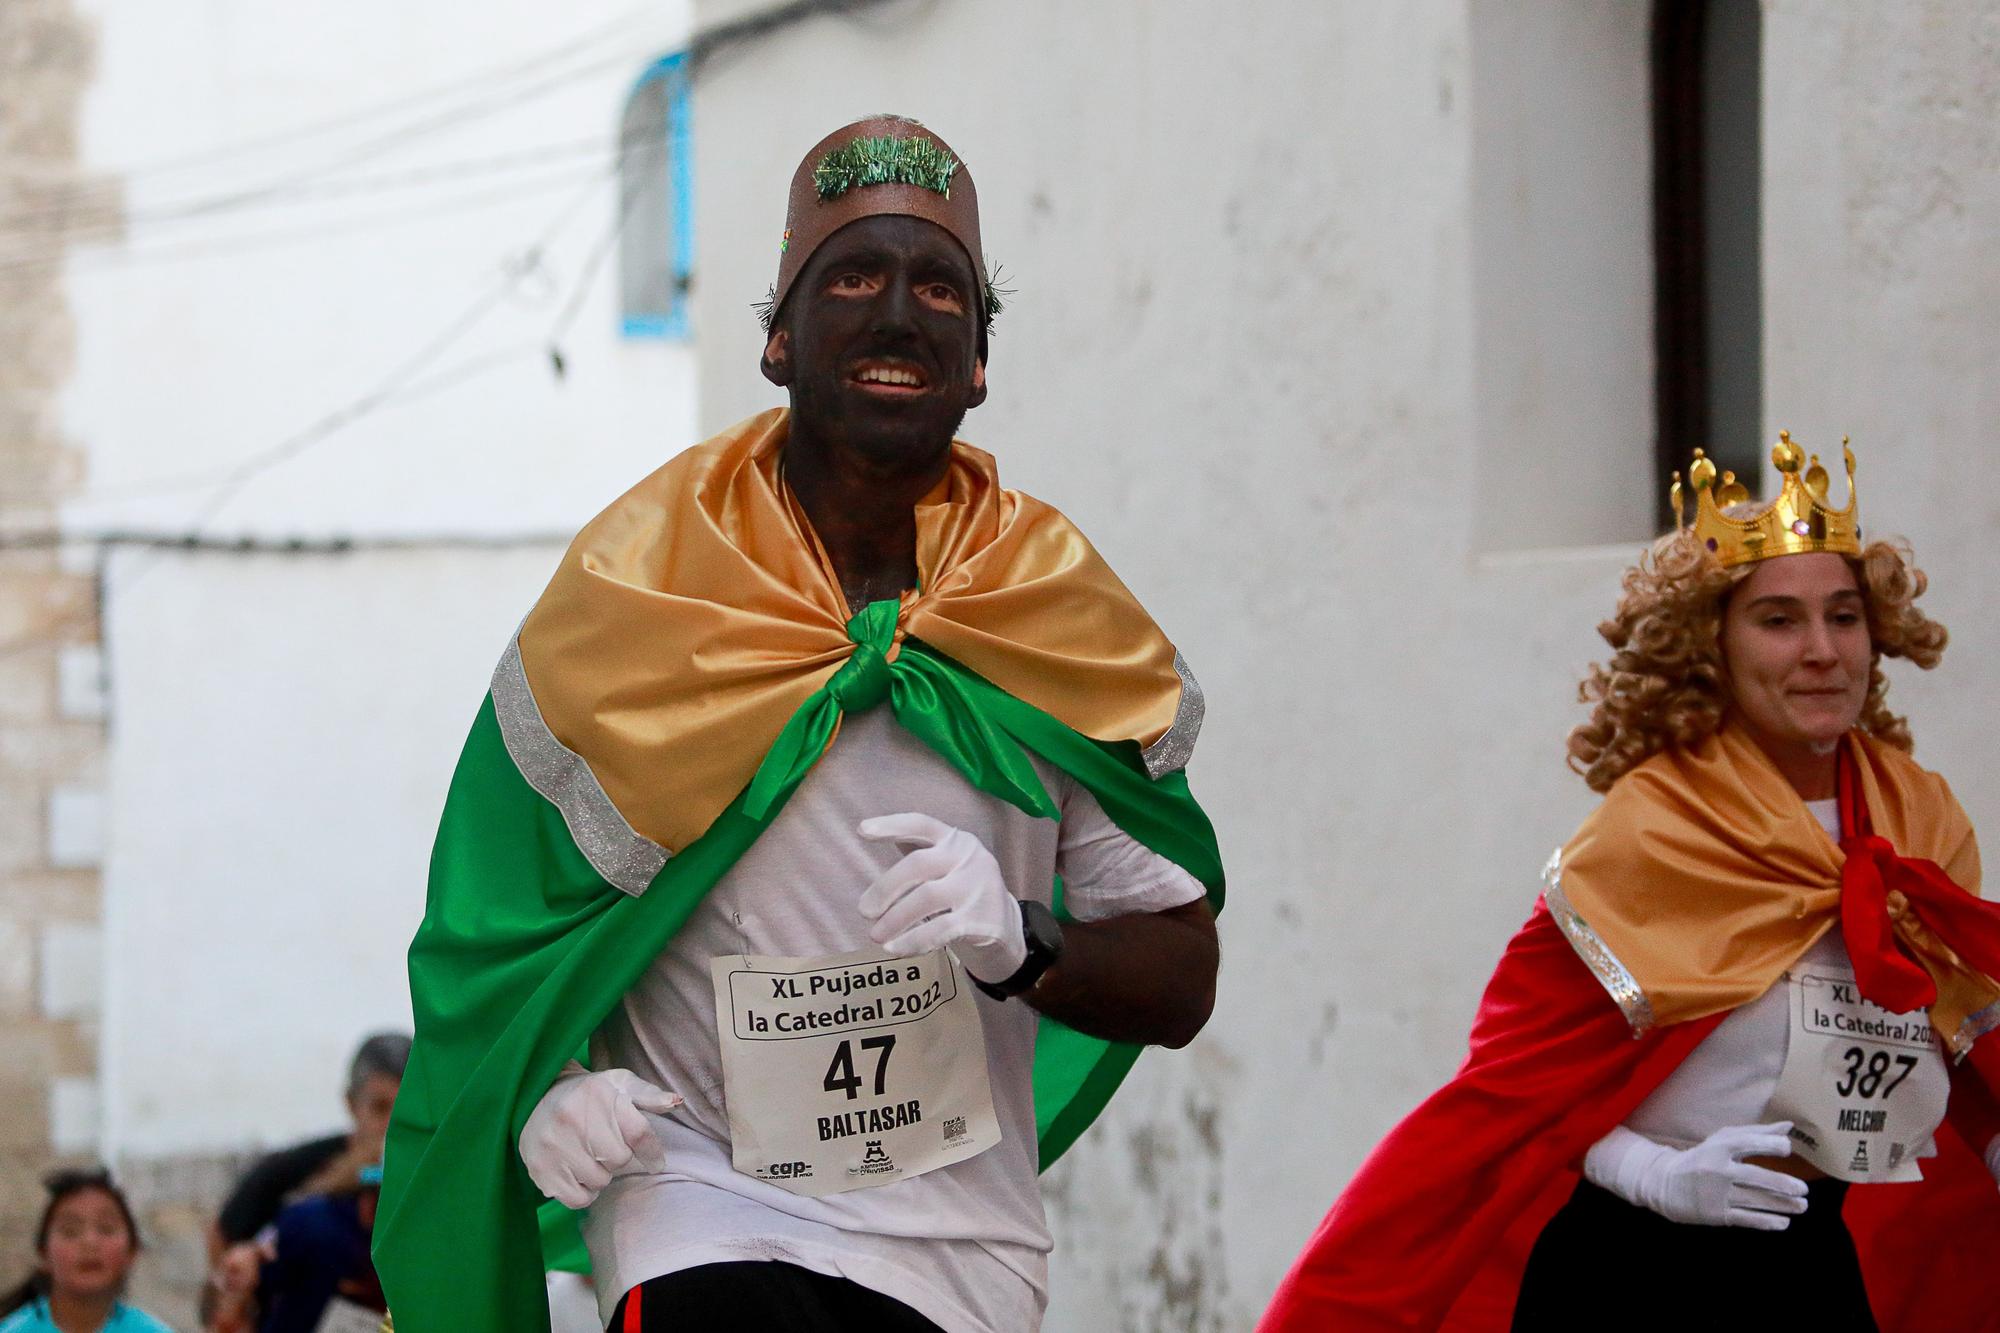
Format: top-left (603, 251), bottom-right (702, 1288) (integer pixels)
top-left (1140, 652), bottom-right (1204, 779)
top-left (489, 635), bottom-right (668, 897)
top-left (1949, 997), bottom-right (2000, 1061)
top-left (1542, 849), bottom-right (1655, 1037)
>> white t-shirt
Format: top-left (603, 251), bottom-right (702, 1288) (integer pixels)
top-left (1619, 798), bottom-right (1947, 1156)
top-left (580, 708), bottom-right (1206, 1333)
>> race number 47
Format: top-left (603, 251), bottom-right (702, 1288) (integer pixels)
top-left (823, 1034), bottom-right (897, 1100)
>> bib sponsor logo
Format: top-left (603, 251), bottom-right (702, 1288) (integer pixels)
top-left (851, 1139), bottom-right (897, 1179)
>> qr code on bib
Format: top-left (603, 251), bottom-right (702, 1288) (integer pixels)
top-left (943, 1116), bottom-right (968, 1143)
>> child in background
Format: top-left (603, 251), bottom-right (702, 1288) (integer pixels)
top-left (0, 1169), bottom-right (173, 1333)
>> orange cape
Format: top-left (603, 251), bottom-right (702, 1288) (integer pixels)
top-left (1547, 722), bottom-right (1996, 1050)
top-left (517, 408), bottom-right (1195, 855)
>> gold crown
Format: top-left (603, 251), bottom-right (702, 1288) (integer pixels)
top-left (1670, 430), bottom-right (1861, 568)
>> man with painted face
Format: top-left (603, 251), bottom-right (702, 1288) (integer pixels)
top-left (375, 117), bottom-right (1225, 1333)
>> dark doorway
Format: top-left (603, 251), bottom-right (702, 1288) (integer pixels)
top-left (1653, 0), bottom-right (1762, 527)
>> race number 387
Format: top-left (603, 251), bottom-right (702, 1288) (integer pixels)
top-left (709, 946), bottom-right (1001, 1199)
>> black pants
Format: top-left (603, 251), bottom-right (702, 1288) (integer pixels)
top-left (1512, 1178), bottom-right (1877, 1332)
top-left (608, 1261), bottom-right (945, 1332)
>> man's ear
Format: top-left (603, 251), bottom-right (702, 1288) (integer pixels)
top-left (968, 358), bottom-right (987, 408)
top-left (760, 330), bottom-right (791, 387)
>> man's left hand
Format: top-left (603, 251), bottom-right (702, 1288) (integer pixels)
top-left (858, 813), bottom-right (1026, 984)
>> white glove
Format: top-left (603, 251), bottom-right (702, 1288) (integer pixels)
top-left (519, 1067), bottom-right (682, 1209)
top-left (857, 813), bottom-right (1027, 984)
top-left (1583, 1122), bottom-right (1810, 1230)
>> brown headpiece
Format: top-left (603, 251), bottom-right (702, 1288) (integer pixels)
top-left (767, 115), bottom-right (986, 330)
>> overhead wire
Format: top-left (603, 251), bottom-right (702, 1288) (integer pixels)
top-left (15, 7), bottom-right (660, 212)
top-left (0, 130), bottom-right (653, 249)
top-left (5, 167), bottom-right (613, 513)
top-left (0, 161), bottom-right (621, 276)
top-left (0, 12), bottom-right (675, 271)
top-left (139, 117), bottom-right (656, 540)
top-left (4, 0), bottom-right (900, 523)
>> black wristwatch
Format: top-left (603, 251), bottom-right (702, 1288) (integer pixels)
top-left (972, 900), bottom-right (1065, 1000)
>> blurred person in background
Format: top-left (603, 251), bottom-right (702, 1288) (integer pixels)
top-left (245, 1166), bottom-right (386, 1333)
top-left (0, 1168), bottom-right (173, 1333)
top-left (204, 1032), bottom-right (407, 1332)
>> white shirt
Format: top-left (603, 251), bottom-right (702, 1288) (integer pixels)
top-left (580, 709), bottom-right (1205, 1332)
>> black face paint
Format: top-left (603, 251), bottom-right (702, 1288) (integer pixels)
top-left (772, 214), bottom-right (985, 472)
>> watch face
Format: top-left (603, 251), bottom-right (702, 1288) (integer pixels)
top-left (1022, 901), bottom-right (1064, 964)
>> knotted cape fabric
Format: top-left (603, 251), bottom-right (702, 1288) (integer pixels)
top-left (1551, 723), bottom-right (1996, 1049)
top-left (374, 409), bottom-right (1224, 1333)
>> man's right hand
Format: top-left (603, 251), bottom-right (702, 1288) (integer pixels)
top-left (519, 1068), bottom-right (682, 1209)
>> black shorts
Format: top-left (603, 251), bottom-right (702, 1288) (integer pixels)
top-left (1512, 1177), bottom-right (1877, 1332)
top-left (609, 1260), bottom-right (946, 1333)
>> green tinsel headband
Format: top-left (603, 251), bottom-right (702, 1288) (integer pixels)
top-left (812, 136), bottom-right (960, 201)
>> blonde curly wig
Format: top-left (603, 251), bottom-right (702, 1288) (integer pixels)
top-left (1566, 532), bottom-right (1948, 792)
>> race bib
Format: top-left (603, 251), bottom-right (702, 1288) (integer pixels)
top-left (1766, 962), bottom-right (1949, 1182)
top-left (710, 945), bottom-right (1001, 1198)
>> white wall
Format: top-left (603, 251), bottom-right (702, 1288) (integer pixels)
top-left (60, 0), bottom-right (697, 541)
top-left (1469, 0), bottom-right (1655, 551)
top-left (61, 3), bottom-right (702, 1159)
top-left (1759, 0), bottom-right (2000, 876)
top-left (690, 2), bottom-right (2000, 1328)
top-left (100, 544), bottom-right (561, 1155)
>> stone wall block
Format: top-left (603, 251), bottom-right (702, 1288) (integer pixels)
top-left (0, 917), bottom-right (33, 1016)
top-left (0, 776), bottom-right (46, 874)
top-left (56, 644), bottom-right (104, 719)
top-left (0, 304), bottom-right (78, 394)
top-left (0, 867), bottom-right (106, 922)
top-left (0, 717), bottom-right (102, 780)
top-left (45, 784), bottom-right (104, 868)
top-left (0, 563), bottom-right (95, 643)
top-left (49, 1075), bottom-right (98, 1153)
top-left (38, 918), bottom-right (100, 1020)
top-left (0, 1026), bottom-right (57, 1153)
top-left (0, 650), bottom-right (57, 725)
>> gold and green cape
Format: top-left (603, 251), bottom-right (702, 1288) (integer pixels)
top-left (374, 410), bottom-right (1224, 1332)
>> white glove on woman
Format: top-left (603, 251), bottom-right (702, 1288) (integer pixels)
top-left (1583, 1122), bottom-right (1810, 1230)
top-left (519, 1067), bottom-right (682, 1209)
top-left (857, 813), bottom-right (1027, 984)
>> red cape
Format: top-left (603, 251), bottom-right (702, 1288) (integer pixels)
top-left (1257, 901), bottom-right (2000, 1332)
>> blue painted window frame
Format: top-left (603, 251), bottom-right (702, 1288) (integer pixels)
top-left (620, 51), bottom-right (693, 341)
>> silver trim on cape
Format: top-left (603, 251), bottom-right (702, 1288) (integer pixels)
top-left (1542, 848), bottom-right (1655, 1037)
top-left (489, 635), bottom-right (669, 897)
top-left (1140, 652), bottom-right (1205, 779)
top-left (1950, 997), bottom-right (2000, 1061)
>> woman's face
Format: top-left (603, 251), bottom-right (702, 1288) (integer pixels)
top-left (40, 1188), bottom-right (135, 1299)
top-left (1720, 551), bottom-right (1872, 755)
